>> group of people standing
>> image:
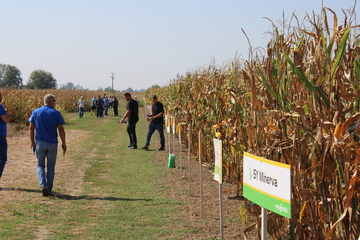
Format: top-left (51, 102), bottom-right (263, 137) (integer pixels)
top-left (79, 94), bottom-right (119, 118)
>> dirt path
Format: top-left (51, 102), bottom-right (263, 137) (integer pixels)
top-left (0, 127), bottom-right (90, 203)
top-left (151, 136), bottom-right (256, 239)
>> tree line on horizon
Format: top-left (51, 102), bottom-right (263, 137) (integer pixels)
top-left (0, 64), bottom-right (56, 89)
top-left (0, 63), bottom-right (154, 92)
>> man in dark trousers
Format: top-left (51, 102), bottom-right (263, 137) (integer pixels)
top-left (113, 97), bottom-right (119, 116)
top-left (95, 95), bottom-right (104, 118)
top-left (29, 94), bottom-right (67, 197)
top-left (141, 95), bottom-right (165, 151)
top-left (120, 93), bottom-right (139, 149)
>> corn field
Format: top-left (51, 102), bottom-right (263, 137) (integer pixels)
top-left (146, 9), bottom-right (360, 239)
top-left (0, 89), bottom-right (102, 123)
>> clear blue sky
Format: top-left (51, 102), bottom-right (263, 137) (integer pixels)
top-left (0, 0), bottom-right (358, 91)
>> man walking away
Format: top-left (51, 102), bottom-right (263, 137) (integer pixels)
top-left (120, 93), bottom-right (139, 149)
top-left (141, 95), bottom-right (165, 151)
top-left (29, 94), bottom-right (67, 197)
top-left (0, 92), bottom-right (10, 185)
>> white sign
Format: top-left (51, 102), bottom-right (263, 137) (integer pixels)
top-left (243, 152), bottom-right (291, 218)
top-left (213, 139), bottom-right (222, 184)
top-left (166, 118), bottom-right (171, 133)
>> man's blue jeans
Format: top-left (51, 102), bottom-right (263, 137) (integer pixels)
top-left (96, 107), bottom-right (103, 118)
top-left (0, 136), bottom-right (7, 179)
top-left (145, 122), bottom-right (165, 148)
top-left (36, 140), bottom-right (58, 193)
top-left (79, 107), bottom-right (84, 118)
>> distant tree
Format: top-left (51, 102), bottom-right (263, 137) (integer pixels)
top-left (104, 86), bottom-right (112, 92)
top-left (26, 70), bottom-right (57, 89)
top-left (138, 89), bottom-right (146, 92)
top-left (97, 86), bottom-right (103, 91)
top-left (60, 82), bottom-right (75, 89)
top-left (0, 64), bottom-right (23, 89)
top-left (123, 87), bottom-right (134, 92)
top-left (59, 82), bottom-right (83, 90)
top-left (150, 84), bottom-right (161, 88)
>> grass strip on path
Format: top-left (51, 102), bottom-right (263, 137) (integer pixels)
top-left (0, 105), bottom-right (190, 240)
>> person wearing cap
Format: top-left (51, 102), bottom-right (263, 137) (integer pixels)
top-left (141, 95), bottom-right (165, 151)
top-left (78, 96), bottom-right (86, 118)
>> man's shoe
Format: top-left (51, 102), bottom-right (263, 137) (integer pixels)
top-left (141, 146), bottom-right (149, 150)
top-left (158, 147), bottom-right (165, 151)
top-left (130, 146), bottom-right (137, 149)
top-left (42, 188), bottom-right (49, 197)
top-left (127, 145), bottom-right (133, 148)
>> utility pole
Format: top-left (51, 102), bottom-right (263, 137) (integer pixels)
top-left (111, 73), bottom-right (115, 91)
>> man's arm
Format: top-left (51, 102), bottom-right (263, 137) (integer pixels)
top-left (1, 112), bottom-right (10, 123)
top-left (149, 112), bottom-right (164, 122)
top-left (120, 109), bottom-right (131, 122)
top-left (58, 125), bottom-right (67, 154)
top-left (29, 122), bottom-right (36, 150)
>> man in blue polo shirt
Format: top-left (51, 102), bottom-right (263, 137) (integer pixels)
top-left (0, 92), bottom-right (10, 185)
top-left (29, 94), bottom-right (67, 197)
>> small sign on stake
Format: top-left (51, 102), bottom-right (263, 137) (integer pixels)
top-left (213, 138), bottom-right (224, 240)
top-left (213, 139), bottom-right (222, 184)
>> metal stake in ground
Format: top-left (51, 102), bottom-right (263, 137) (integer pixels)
top-left (188, 123), bottom-right (192, 196)
top-left (199, 130), bottom-right (203, 218)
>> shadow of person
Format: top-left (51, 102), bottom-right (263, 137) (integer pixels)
top-left (0, 187), bottom-right (153, 202)
top-left (56, 193), bottom-right (153, 202)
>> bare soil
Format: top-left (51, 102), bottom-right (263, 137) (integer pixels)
top-left (151, 133), bottom-right (258, 240)
top-left (0, 123), bottom-right (258, 240)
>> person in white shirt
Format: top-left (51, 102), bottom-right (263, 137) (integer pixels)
top-left (78, 96), bottom-right (86, 118)
top-left (108, 96), bottom-right (114, 109)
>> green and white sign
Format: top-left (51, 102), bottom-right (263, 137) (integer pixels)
top-left (213, 139), bottom-right (222, 184)
top-left (243, 152), bottom-right (291, 218)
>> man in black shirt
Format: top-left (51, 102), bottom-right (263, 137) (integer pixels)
top-left (95, 95), bottom-right (104, 118)
top-left (141, 95), bottom-right (165, 151)
top-left (113, 97), bottom-right (119, 116)
top-left (120, 93), bottom-right (139, 149)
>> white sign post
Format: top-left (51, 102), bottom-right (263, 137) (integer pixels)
top-left (166, 117), bottom-right (171, 155)
top-left (213, 139), bottom-right (223, 240)
top-left (243, 152), bottom-right (291, 239)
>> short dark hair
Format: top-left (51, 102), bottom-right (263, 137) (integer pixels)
top-left (152, 95), bottom-right (157, 99)
top-left (124, 92), bottom-right (131, 97)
